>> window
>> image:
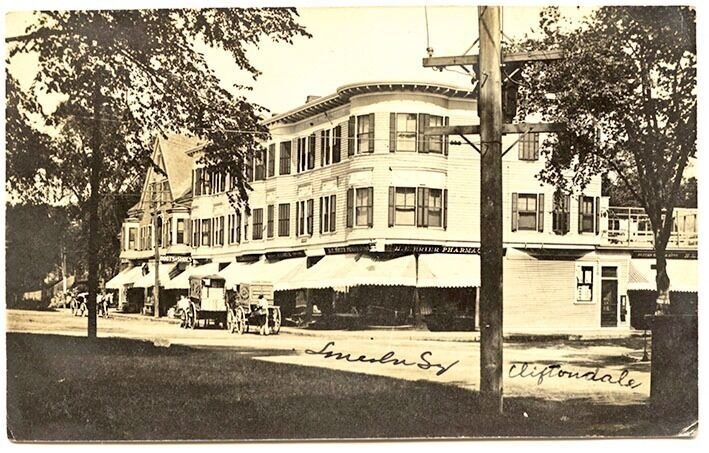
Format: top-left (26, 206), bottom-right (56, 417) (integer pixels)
top-left (579, 196), bottom-right (595, 233)
top-left (576, 265), bottom-right (594, 303)
top-left (176, 219), bottom-right (184, 244)
top-left (297, 137), bottom-right (307, 173)
top-left (519, 133), bottom-right (540, 160)
top-left (422, 188), bottom-right (443, 227)
top-left (347, 187), bottom-right (373, 227)
top-left (267, 205), bottom-right (274, 238)
top-left (511, 193), bottom-right (544, 232)
top-left (295, 200), bottom-right (313, 236)
top-left (320, 195), bottom-right (336, 233)
top-left (254, 150), bottom-right (266, 181)
top-left (395, 113), bottom-right (417, 152)
top-left (427, 115), bottom-right (444, 153)
top-left (279, 142), bottom-right (291, 175)
top-left (167, 217), bottom-right (173, 246)
top-left (393, 187), bottom-right (416, 225)
top-left (307, 134), bottom-right (316, 169)
top-left (321, 129), bottom-right (331, 166)
top-left (201, 219), bottom-right (211, 247)
top-left (252, 208), bottom-right (263, 240)
top-left (218, 216), bottom-right (224, 246)
top-left (192, 220), bottom-right (200, 248)
top-left (243, 213), bottom-right (249, 242)
top-left (278, 203), bottom-right (290, 237)
top-left (552, 191), bottom-right (570, 235)
top-left (357, 114), bottom-right (372, 154)
top-left (128, 227), bottom-right (137, 250)
top-left (228, 212), bottom-right (241, 244)
top-left (268, 144), bottom-right (276, 177)
top-left (193, 168), bottom-right (202, 196)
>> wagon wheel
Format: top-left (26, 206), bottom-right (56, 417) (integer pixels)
top-left (184, 303), bottom-right (196, 329)
top-left (234, 306), bottom-right (247, 335)
top-left (226, 308), bottom-right (238, 334)
top-left (179, 309), bottom-right (187, 328)
top-left (81, 302), bottom-right (88, 317)
top-left (271, 307), bottom-right (282, 335)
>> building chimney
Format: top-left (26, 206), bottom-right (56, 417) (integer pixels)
top-left (306, 95), bottom-right (321, 103)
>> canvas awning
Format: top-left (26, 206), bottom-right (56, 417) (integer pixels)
top-left (219, 258), bottom-right (307, 291)
top-left (628, 259), bottom-right (697, 293)
top-left (133, 263), bottom-right (177, 289)
top-left (105, 266), bottom-right (144, 290)
top-left (417, 254), bottom-right (480, 288)
top-left (163, 262), bottom-right (221, 290)
top-left (281, 254), bottom-right (417, 290)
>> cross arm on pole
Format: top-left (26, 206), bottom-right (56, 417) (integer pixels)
top-left (422, 49), bottom-right (564, 69)
top-left (424, 122), bottom-right (566, 137)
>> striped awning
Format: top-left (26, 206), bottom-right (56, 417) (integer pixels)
top-left (417, 254), bottom-right (480, 288)
top-left (280, 254), bottom-right (417, 290)
top-left (628, 259), bottom-right (697, 293)
top-left (105, 266), bottom-right (144, 290)
top-left (133, 264), bottom-right (178, 289)
top-left (219, 258), bottom-right (307, 291)
top-left (163, 262), bottom-right (222, 290)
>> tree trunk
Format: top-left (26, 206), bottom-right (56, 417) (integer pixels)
top-left (654, 236), bottom-right (671, 315)
top-left (86, 83), bottom-right (102, 338)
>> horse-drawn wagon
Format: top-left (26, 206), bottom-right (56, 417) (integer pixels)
top-left (226, 282), bottom-right (281, 335)
top-left (179, 274), bottom-right (228, 329)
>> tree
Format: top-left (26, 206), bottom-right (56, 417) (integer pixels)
top-left (515, 6), bottom-right (696, 312)
top-left (6, 8), bottom-right (310, 337)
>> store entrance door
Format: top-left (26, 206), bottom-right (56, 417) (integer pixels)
top-left (601, 266), bottom-right (618, 327)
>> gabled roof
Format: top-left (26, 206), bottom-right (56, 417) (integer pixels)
top-left (157, 134), bottom-right (204, 200)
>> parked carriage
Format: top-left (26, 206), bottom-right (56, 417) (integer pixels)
top-left (179, 275), bottom-right (228, 329)
top-left (226, 282), bottom-right (281, 335)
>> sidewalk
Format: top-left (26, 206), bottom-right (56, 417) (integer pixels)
top-left (109, 311), bottom-right (643, 342)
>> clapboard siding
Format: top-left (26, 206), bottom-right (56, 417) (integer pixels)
top-left (123, 87), bottom-right (604, 262)
top-left (503, 257), bottom-right (599, 330)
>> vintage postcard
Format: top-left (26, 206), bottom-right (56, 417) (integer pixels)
top-left (4, 1), bottom-right (699, 442)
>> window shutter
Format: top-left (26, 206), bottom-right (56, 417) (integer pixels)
top-left (534, 134), bottom-right (540, 160)
top-left (319, 197), bottom-right (323, 234)
top-left (308, 134), bottom-right (316, 169)
top-left (367, 113), bottom-right (375, 153)
top-left (348, 116), bottom-right (355, 156)
top-left (330, 196), bottom-right (336, 232)
top-left (418, 114), bottom-right (429, 153)
top-left (423, 188), bottom-right (431, 227)
top-left (307, 199), bottom-right (313, 236)
top-left (578, 196), bottom-right (584, 234)
top-left (389, 113), bottom-right (397, 152)
top-left (563, 195), bottom-right (570, 234)
top-left (443, 188), bottom-right (448, 230)
top-left (320, 131), bottom-right (325, 167)
top-left (417, 187), bottom-right (425, 227)
top-left (595, 196), bottom-right (600, 235)
top-left (388, 186), bottom-right (395, 227)
top-left (295, 202), bottom-right (300, 236)
top-left (367, 187), bottom-right (374, 227)
top-left (346, 188), bottom-right (354, 228)
top-left (538, 193), bottom-right (545, 232)
top-left (333, 125), bottom-right (342, 162)
top-left (443, 116), bottom-right (450, 156)
top-left (195, 168), bottom-right (202, 196)
top-left (185, 220), bottom-right (191, 246)
top-left (511, 192), bottom-right (518, 232)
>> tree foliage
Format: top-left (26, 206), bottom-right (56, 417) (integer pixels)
top-left (6, 8), bottom-right (310, 334)
top-left (515, 6), bottom-right (696, 303)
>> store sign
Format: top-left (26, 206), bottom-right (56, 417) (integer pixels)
top-left (324, 244), bottom-right (371, 255)
top-left (631, 250), bottom-right (697, 260)
top-left (160, 255), bottom-right (192, 264)
top-left (236, 253), bottom-right (262, 263)
top-left (384, 244), bottom-right (481, 254)
top-left (265, 250), bottom-right (306, 260)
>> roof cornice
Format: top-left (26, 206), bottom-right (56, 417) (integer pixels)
top-left (262, 81), bottom-right (476, 126)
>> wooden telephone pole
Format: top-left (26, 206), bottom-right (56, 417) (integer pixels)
top-left (152, 186), bottom-right (161, 318)
top-left (423, 5), bottom-right (564, 414)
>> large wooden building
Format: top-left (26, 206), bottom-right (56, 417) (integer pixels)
top-left (107, 81), bottom-right (698, 332)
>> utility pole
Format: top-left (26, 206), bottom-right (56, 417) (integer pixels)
top-left (477, 5), bottom-right (504, 414)
top-left (421, 5), bottom-right (565, 415)
top-left (153, 186), bottom-right (161, 318)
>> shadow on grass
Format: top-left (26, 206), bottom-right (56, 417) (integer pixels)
top-left (6, 332), bottom-right (691, 442)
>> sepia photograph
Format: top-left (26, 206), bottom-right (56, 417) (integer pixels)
top-left (3, 0), bottom-right (700, 442)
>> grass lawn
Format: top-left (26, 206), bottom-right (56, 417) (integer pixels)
top-left (6, 332), bottom-right (692, 441)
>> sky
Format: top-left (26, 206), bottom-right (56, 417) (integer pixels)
top-left (4, 3), bottom-right (593, 114)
